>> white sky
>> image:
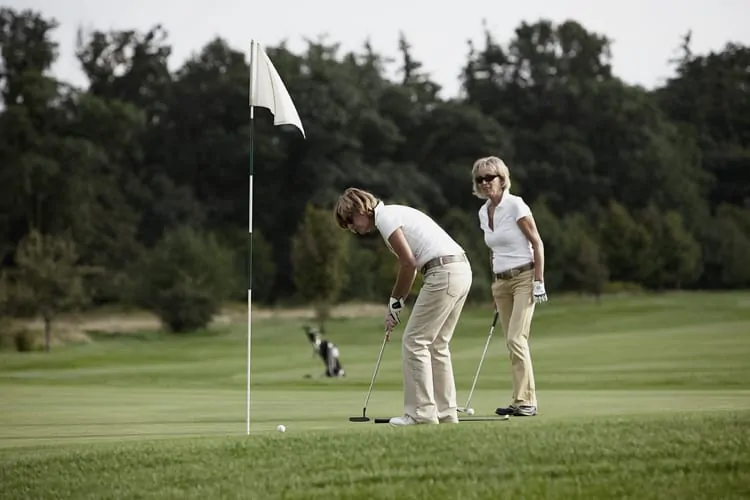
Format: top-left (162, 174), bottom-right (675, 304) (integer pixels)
top-left (6, 0), bottom-right (750, 98)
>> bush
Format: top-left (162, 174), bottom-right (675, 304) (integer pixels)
top-left (152, 283), bottom-right (217, 333)
top-left (13, 329), bottom-right (37, 352)
top-left (129, 226), bottom-right (236, 333)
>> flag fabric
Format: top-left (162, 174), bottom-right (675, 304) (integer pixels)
top-left (249, 40), bottom-right (305, 138)
top-left (247, 40), bottom-right (305, 435)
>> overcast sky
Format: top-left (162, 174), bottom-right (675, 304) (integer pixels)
top-left (6, 0), bottom-right (750, 98)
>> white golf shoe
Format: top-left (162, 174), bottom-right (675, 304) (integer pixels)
top-left (389, 415), bottom-right (426, 425)
top-left (389, 414), bottom-right (438, 426)
top-left (389, 414), bottom-right (418, 426)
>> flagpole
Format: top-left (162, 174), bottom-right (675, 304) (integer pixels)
top-left (246, 39), bottom-right (304, 435)
top-left (247, 40), bottom-right (257, 436)
top-left (247, 106), bottom-right (253, 436)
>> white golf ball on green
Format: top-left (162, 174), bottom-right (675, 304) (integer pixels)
top-left (276, 424), bottom-right (286, 433)
top-left (466, 408), bottom-right (475, 416)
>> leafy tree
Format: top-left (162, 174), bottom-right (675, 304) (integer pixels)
top-left (290, 204), bottom-right (350, 325)
top-left (129, 227), bottom-right (235, 333)
top-left (562, 214), bottom-right (608, 296)
top-left (640, 206), bottom-right (702, 290)
top-left (251, 230), bottom-right (277, 305)
top-left (657, 38), bottom-right (750, 208)
top-left (1, 7), bottom-right (750, 308)
top-left (596, 201), bottom-right (653, 285)
top-left (699, 205), bottom-right (750, 289)
top-left (341, 241), bottom-right (379, 302)
top-left (528, 198), bottom-right (565, 291)
top-left (0, 272), bottom-right (11, 349)
top-left (6, 230), bottom-right (90, 351)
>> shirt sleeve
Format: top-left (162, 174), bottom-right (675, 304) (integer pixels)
top-left (375, 208), bottom-right (402, 241)
top-left (512, 197), bottom-right (532, 221)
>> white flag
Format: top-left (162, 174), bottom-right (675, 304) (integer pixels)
top-left (249, 40), bottom-right (305, 138)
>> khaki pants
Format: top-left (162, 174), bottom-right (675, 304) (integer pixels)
top-left (491, 268), bottom-right (537, 407)
top-left (402, 261), bottom-right (473, 423)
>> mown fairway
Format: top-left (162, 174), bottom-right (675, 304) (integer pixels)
top-left (1, 292), bottom-right (749, 499)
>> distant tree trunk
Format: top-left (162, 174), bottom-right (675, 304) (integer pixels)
top-left (314, 301), bottom-right (331, 327)
top-left (44, 315), bottom-right (51, 352)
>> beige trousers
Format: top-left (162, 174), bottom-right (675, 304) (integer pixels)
top-left (401, 261), bottom-right (473, 423)
top-left (491, 268), bottom-right (537, 407)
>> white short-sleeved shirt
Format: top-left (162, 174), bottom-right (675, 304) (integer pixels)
top-left (374, 202), bottom-right (465, 268)
top-left (478, 193), bottom-right (534, 273)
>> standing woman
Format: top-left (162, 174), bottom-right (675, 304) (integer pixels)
top-left (472, 156), bottom-right (548, 417)
top-left (334, 187), bottom-right (473, 426)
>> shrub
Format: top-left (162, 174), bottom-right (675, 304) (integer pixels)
top-left (13, 329), bottom-right (37, 352)
top-left (130, 226), bottom-right (236, 333)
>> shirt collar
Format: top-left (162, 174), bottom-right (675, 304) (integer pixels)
top-left (373, 201), bottom-right (384, 220)
top-left (485, 190), bottom-right (509, 214)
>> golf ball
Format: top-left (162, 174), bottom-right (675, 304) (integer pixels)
top-left (466, 408), bottom-right (475, 416)
top-left (276, 424), bottom-right (286, 433)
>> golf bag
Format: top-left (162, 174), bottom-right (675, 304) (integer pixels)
top-left (304, 325), bottom-right (345, 378)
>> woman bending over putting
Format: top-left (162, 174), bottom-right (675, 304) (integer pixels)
top-left (334, 187), bottom-right (473, 426)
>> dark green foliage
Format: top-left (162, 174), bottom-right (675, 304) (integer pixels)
top-left (249, 230), bottom-right (277, 305)
top-left (129, 227), bottom-right (236, 333)
top-left (290, 204), bottom-right (349, 324)
top-left (150, 282), bottom-right (217, 334)
top-left (3, 230), bottom-right (90, 351)
top-left (1, 7), bottom-right (749, 312)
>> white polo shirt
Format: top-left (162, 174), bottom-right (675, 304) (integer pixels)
top-left (478, 193), bottom-right (534, 273)
top-left (373, 202), bottom-right (465, 268)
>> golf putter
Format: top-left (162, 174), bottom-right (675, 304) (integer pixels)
top-left (458, 310), bottom-right (499, 414)
top-left (349, 330), bottom-right (389, 422)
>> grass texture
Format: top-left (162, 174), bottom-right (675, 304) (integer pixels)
top-left (1, 291), bottom-right (749, 499)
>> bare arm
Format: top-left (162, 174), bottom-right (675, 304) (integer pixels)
top-left (387, 227), bottom-right (418, 299)
top-left (517, 215), bottom-right (545, 282)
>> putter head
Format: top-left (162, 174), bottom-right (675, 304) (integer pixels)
top-left (349, 416), bottom-right (370, 422)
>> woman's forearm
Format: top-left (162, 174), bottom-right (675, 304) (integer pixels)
top-left (532, 242), bottom-right (545, 282)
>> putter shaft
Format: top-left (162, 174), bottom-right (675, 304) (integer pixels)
top-left (361, 332), bottom-right (389, 415)
top-left (461, 310), bottom-right (499, 411)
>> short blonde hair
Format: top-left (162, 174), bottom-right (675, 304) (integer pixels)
top-left (471, 156), bottom-right (511, 199)
top-left (333, 187), bottom-right (381, 229)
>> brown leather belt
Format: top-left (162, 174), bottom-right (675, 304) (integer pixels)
top-left (421, 253), bottom-right (468, 274)
top-left (494, 262), bottom-right (535, 280)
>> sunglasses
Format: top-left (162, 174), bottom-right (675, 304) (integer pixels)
top-left (475, 174), bottom-right (500, 184)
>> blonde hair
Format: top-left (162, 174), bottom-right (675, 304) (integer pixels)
top-left (471, 156), bottom-right (511, 199)
top-left (333, 187), bottom-right (381, 229)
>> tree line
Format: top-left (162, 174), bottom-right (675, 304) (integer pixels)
top-left (1, 7), bottom-right (749, 340)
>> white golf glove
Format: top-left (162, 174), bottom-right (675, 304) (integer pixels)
top-left (532, 281), bottom-right (548, 304)
top-left (385, 296), bottom-right (405, 334)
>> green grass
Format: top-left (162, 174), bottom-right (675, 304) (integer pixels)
top-left (1, 291), bottom-right (750, 499)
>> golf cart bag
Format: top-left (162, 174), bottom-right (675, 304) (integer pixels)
top-left (304, 325), bottom-right (345, 378)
